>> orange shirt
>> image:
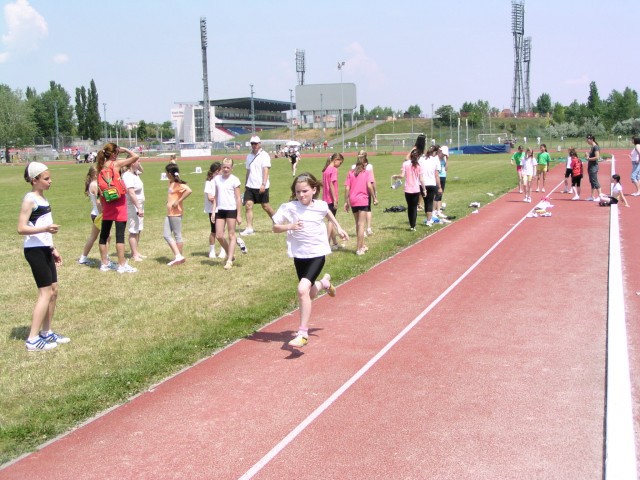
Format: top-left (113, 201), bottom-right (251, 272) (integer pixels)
top-left (167, 182), bottom-right (189, 216)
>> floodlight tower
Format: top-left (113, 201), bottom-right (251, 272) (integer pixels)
top-left (200, 17), bottom-right (211, 144)
top-left (511, 0), bottom-right (525, 115)
top-left (295, 49), bottom-right (306, 86)
top-left (523, 36), bottom-right (532, 112)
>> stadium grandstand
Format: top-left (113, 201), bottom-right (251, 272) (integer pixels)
top-left (171, 98), bottom-right (294, 144)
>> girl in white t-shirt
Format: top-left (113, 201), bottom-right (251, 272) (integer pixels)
top-left (213, 158), bottom-right (243, 270)
top-left (204, 162), bottom-right (224, 259)
top-left (599, 174), bottom-right (630, 207)
top-left (521, 148), bottom-right (537, 203)
top-left (272, 172), bottom-right (349, 347)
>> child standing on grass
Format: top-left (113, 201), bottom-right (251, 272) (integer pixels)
top-left (18, 162), bottom-right (70, 351)
top-left (272, 172), bottom-right (349, 347)
top-left (78, 165), bottom-right (102, 266)
top-left (164, 163), bottom-right (192, 266)
top-left (321, 153), bottom-right (344, 249)
top-left (521, 148), bottom-right (536, 203)
top-left (213, 158), bottom-right (243, 270)
top-left (345, 155), bottom-right (376, 255)
top-left (204, 162), bottom-right (226, 259)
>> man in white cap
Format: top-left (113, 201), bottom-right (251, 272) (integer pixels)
top-left (241, 136), bottom-right (275, 235)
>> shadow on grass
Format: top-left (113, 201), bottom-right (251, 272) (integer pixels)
top-left (10, 326), bottom-right (29, 341)
top-left (246, 328), bottom-right (323, 359)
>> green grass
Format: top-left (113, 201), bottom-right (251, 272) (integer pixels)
top-left (0, 152), bottom-right (518, 464)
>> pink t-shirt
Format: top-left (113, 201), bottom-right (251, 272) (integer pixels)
top-left (401, 159), bottom-right (423, 194)
top-left (344, 169), bottom-right (372, 207)
top-left (322, 165), bottom-right (338, 204)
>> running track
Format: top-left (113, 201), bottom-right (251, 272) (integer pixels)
top-left (1, 154), bottom-right (638, 480)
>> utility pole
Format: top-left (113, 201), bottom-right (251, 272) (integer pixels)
top-left (289, 89), bottom-right (294, 140)
top-left (250, 84), bottom-right (255, 134)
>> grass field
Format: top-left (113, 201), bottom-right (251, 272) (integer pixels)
top-left (0, 151), bottom-right (520, 464)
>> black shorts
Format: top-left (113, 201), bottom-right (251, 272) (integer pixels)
top-left (24, 247), bottom-right (57, 288)
top-left (571, 174), bottom-right (582, 187)
top-left (208, 213), bottom-right (217, 233)
top-left (327, 203), bottom-right (337, 216)
top-left (565, 168), bottom-right (572, 178)
top-left (244, 187), bottom-right (270, 205)
top-left (435, 177), bottom-right (446, 201)
top-left (293, 256), bottom-right (325, 283)
top-left (351, 205), bottom-right (370, 213)
top-left (290, 155), bottom-right (298, 165)
top-left (215, 209), bottom-right (238, 219)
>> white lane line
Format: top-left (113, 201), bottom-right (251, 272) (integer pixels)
top-left (604, 158), bottom-right (637, 480)
top-left (238, 207), bottom-right (534, 480)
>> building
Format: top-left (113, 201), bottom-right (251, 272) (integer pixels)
top-left (171, 98), bottom-right (295, 144)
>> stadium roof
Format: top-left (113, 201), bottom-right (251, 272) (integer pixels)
top-left (208, 97), bottom-right (295, 112)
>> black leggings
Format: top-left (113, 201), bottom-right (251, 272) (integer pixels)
top-left (422, 186), bottom-right (438, 213)
top-left (100, 220), bottom-right (126, 244)
top-left (405, 192), bottom-right (420, 228)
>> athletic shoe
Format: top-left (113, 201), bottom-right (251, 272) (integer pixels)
top-left (423, 219), bottom-right (434, 227)
top-left (288, 334), bottom-right (308, 347)
top-left (167, 256), bottom-right (185, 267)
top-left (78, 256), bottom-right (94, 266)
top-left (224, 260), bottom-right (233, 270)
top-left (240, 228), bottom-right (254, 236)
top-left (39, 331), bottom-right (70, 344)
top-left (440, 217), bottom-right (451, 224)
top-left (218, 249), bottom-right (227, 259)
top-left (366, 228), bottom-right (373, 236)
top-left (585, 197), bottom-right (594, 201)
top-left (535, 188), bottom-right (539, 192)
top-left (99, 262), bottom-right (116, 272)
top-left (631, 192), bottom-right (640, 197)
top-left (26, 337), bottom-right (57, 352)
top-left (593, 197), bottom-right (601, 202)
top-left (208, 250), bottom-right (217, 259)
top-left (356, 249), bottom-right (366, 256)
top-left (571, 196), bottom-right (580, 201)
top-left (117, 262), bottom-right (138, 273)
top-left (322, 274), bottom-right (336, 297)
top-left (410, 227), bottom-right (416, 231)
top-left (236, 238), bottom-right (248, 254)
top-left (541, 188), bottom-right (545, 192)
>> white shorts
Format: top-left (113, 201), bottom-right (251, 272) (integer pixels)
top-left (127, 202), bottom-right (144, 234)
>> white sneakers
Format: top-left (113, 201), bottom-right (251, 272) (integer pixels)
top-left (167, 255), bottom-right (185, 267)
top-left (240, 228), bottom-right (254, 236)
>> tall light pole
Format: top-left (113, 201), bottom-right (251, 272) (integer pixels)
top-left (430, 103), bottom-right (434, 144)
top-left (289, 88), bottom-right (294, 140)
top-left (337, 61), bottom-right (345, 151)
top-left (320, 93), bottom-right (324, 144)
top-left (250, 84), bottom-right (255, 134)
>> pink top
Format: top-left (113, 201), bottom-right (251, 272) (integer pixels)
top-left (400, 159), bottom-right (423, 194)
top-left (322, 165), bottom-right (338, 204)
top-left (344, 169), bottom-right (372, 207)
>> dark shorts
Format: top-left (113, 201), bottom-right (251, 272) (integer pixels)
top-left (327, 203), bottom-right (337, 216)
top-left (244, 187), bottom-right (270, 205)
top-left (24, 247), bottom-right (57, 288)
top-left (208, 213), bottom-right (217, 233)
top-left (351, 205), bottom-right (370, 213)
top-left (215, 209), bottom-right (238, 219)
top-left (565, 168), bottom-right (572, 178)
top-left (422, 185), bottom-right (438, 213)
top-left (100, 220), bottom-right (125, 244)
top-left (435, 177), bottom-right (446, 201)
top-left (290, 155), bottom-right (298, 165)
top-left (571, 174), bottom-right (582, 187)
top-left (293, 256), bottom-right (325, 283)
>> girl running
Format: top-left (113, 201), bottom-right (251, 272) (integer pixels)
top-left (272, 172), bottom-right (348, 347)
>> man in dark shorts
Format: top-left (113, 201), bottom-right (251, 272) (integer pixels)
top-left (241, 136), bottom-right (275, 236)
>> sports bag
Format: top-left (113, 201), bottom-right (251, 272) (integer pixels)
top-left (98, 162), bottom-right (126, 202)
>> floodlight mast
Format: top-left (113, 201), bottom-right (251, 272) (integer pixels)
top-left (200, 17), bottom-right (211, 144)
top-left (523, 36), bottom-right (532, 112)
top-left (511, 0), bottom-right (526, 115)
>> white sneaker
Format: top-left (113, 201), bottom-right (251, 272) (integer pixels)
top-left (236, 238), bottom-right (248, 254)
top-left (218, 249), bottom-right (227, 259)
top-left (240, 228), bottom-right (254, 236)
top-left (208, 249), bottom-right (217, 259)
top-left (585, 197), bottom-right (594, 201)
top-left (571, 196), bottom-right (580, 201)
top-left (78, 256), bottom-right (94, 266)
top-left (167, 255), bottom-right (185, 267)
top-left (117, 262), bottom-right (137, 273)
top-left (100, 261), bottom-right (118, 272)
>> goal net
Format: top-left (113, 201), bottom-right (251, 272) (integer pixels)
top-left (374, 133), bottom-right (424, 151)
top-left (476, 133), bottom-right (508, 144)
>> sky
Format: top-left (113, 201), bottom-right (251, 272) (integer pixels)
top-left (0, 0), bottom-right (637, 124)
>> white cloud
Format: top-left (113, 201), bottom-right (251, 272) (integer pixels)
top-left (344, 42), bottom-right (387, 89)
top-left (564, 74), bottom-right (589, 86)
top-left (52, 53), bottom-right (68, 64)
top-left (1, 0), bottom-right (48, 59)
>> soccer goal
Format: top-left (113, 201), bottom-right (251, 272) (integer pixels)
top-left (374, 133), bottom-right (425, 151)
top-left (476, 133), bottom-right (508, 145)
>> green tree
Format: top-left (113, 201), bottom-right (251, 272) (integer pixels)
top-left (75, 86), bottom-right (88, 138)
top-left (406, 104), bottom-right (421, 117)
top-left (86, 80), bottom-right (101, 142)
top-left (586, 81), bottom-right (602, 117)
top-left (552, 102), bottom-right (566, 124)
top-left (603, 87), bottom-right (640, 128)
top-left (0, 85), bottom-right (37, 148)
top-left (434, 105), bottom-right (456, 127)
top-left (29, 81), bottom-right (74, 144)
top-left (535, 93), bottom-right (552, 115)
top-left (137, 120), bottom-right (148, 140)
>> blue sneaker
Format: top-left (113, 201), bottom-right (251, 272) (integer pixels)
top-left (26, 337), bottom-right (58, 351)
top-left (39, 331), bottom-right (70, 344)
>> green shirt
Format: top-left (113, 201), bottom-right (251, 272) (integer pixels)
top-left (511, 151), bottom-right (524, 166)
top-left (537, 152), bottom-right (551, 166)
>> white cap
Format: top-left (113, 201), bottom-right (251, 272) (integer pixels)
top-left (250, 136), bottom-right (261, 144)
top-left (27, 162), bottom-right (49, 180)
top-left (440, 145), bottom-right (449, 156)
